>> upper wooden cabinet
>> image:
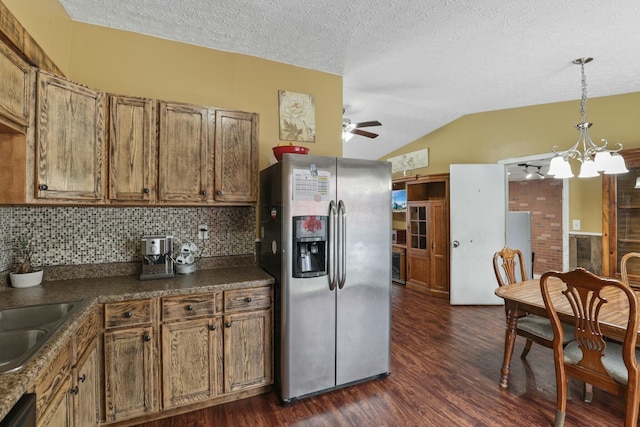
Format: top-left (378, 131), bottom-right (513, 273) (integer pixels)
top-left (602, 148), bottom-right (640, 283)
top-left (0, 39), bottom-right (32, 133)
top-left (214, 110), bottom-right (259, 203)
top-left (158, 101), bottom-right (214, 204)
top-left (108, 95), bottom-right (157, 204)
top-left (35, 71), bottom-right (107, 202)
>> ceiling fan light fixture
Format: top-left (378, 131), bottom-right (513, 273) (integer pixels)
top-left (550, 57), bottom-right (627, 179)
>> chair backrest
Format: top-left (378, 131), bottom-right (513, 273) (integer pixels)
top-left (621, 252), bottom-right (640, 287)
top-left (493, 246), bottom-right (528, 286)
top-left (540, 268), bottom-right (639, 390)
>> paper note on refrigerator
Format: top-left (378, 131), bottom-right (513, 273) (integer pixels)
top-left (292, 169), bottom-right (330, 201)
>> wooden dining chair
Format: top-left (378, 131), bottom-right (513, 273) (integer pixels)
top-left (621, 252), bottom-right (640, 287)
top-left (493, 247), bottom-right (573, 359)
top-left (540, 268), bottom-right (640, 427)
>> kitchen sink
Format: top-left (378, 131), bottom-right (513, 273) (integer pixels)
top-left (0, 300), bottom-right (84, 374)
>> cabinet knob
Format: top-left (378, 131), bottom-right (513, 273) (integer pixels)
top-left (124, 311), bottom-right (133, 318)
top-left (216, 190), bottom-right (222, 196)
top-left (143, 334), bottom-right (152, 342)
top-left (143, 188), bottom-right (150, 194)
top-left (210, 325), bottom-right (217, 331)
top-left (39, 184), bottom-right (48, 191)
top-left (78, 374), bottom-right (86, 383)
top-left (200, 190), bottom-right (207, 195)
top-left (70, 386), bottom-right (79, 395)
top-left (245, 297), bottom-right (252, 303)
top-left (186, 304), bottom-right (194, 311)
top-left (225, 321), bottom-right (232, 328)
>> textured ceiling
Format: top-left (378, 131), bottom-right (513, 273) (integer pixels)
top-left (58, 0), bottom-right (640, 160)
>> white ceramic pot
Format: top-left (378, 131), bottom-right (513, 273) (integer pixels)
top-left (9, 270), bottom-right (43, 288)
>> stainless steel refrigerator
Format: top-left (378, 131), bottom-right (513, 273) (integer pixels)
top-left (259, 153), bottom-right (392, 403)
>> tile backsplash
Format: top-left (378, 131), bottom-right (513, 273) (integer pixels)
top-left (0, 206), bottom-right (256, 272)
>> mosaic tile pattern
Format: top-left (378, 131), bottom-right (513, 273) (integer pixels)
top-left (0, 206), bottom-right (256, 272)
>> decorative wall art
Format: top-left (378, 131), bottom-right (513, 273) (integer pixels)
top-left (388, 148), bottom-right (429, 174)
top-left (278, 90), bottom-right (316, 142)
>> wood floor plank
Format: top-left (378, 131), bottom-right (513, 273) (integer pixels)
top-left (134, 283), bottom-right (626, 426)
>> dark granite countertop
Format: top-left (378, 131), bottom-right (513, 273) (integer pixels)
top-left (0, 266), bottom-right (274, 421)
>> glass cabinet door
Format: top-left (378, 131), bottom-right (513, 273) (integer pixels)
top-left (408, 203), bottom-right (428, 251)
top-left (614, 166), bottom-right (640, 278)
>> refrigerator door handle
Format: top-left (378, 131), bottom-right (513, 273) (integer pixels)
top-left (338, 200), bottom-right (347, 289)
top-left (328, 200), bottom-right (338, 290)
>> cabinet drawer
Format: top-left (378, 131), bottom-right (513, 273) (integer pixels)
top-left (104, 299), bottom-right (154, 329)
top-left (224, 287), bottom-right (271, 313)
top-left (73, 305), bottom-right (99, 362)
top-left (161, 293), bottom-right (218, 321)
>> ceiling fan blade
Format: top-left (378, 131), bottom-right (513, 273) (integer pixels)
top-left (352, 120), bottom-right (381, 128)
top-left (351, 128), bottom-right (379, 139)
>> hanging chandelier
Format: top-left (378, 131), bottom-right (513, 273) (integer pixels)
top-left (547, 57), bottom-right (628, 179)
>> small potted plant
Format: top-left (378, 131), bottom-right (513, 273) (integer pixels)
top-left (10, 224), bottom-right (43, 288)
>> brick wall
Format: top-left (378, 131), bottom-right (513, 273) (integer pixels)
top-left (508, 179), bottom-right (563, 276)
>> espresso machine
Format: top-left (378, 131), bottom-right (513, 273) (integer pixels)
top-left (140, 235), bottom-right (175, 280)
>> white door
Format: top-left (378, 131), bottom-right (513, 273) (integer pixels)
top-left (450, 164), bottom-right (506, 305)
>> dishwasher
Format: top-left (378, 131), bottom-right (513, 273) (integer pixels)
top-left (0, 394), bottom-right (35, 427)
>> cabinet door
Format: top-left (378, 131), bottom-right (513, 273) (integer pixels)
top-left (429, 200), bottom-right (449, 296)
top-left (0, 40), bottom-right (31, 132)
top-left (108, 95), bottom-right (157, 203)
top-left (72, 343), bottom-right (98, 427)
top-left (161, 317), bottom-right (222, 408)
top-left (158, 101), bottom-right (213, 203)
top-left (35, 71), bottom-right (106, 201)
top-left (37, 376), bottom-right (71, 427)
top-left (223, 309), bottom-right (272, 393)
top-left (214, 110), bottom-right (258, 202)
top-left (104, 326), bottom-right (157, 422)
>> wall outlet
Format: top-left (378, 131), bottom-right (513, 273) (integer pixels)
top-left (572, 219), bottom-right (581, 231)
top-left (198, 224), bottom-right (209, 239)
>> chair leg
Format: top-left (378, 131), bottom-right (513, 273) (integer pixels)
top-left (583, 383), bottom-right (593, 403)
top-left (554, 409), bottom-right (566, 427)
top-left (520, 339), bottom-right (533, 359)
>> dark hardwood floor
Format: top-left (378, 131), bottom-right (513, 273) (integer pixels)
top-left (136, 283), bottom-right (626, 426)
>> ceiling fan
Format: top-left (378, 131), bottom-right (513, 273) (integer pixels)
top-left (342, 110), bottom-right (381, 141)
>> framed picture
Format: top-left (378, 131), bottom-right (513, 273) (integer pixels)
top-left (388, 149), bottom-right (429, 174)
top-left (279, 90), bottom-right (316, 142)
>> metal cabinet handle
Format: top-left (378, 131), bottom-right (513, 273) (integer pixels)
top-left (210, 325), bottom-right (217, 331)
top-left (216, 190), bottom-right (222, 196)
top-left (186, 304), bottom-right (194, 311)
top-left (200, 190), bottom-right (207, 195)
top-left (78, 374), bottom-right (86, 383)
top-left (244, 297), bottom-right (252, 303)
top-left (225, 322), bottom-right (232, 328)
top-left (70, 386), bottom-right (79, 395)
top-left (143, 188), bottom-right (150, 194)
top-left (143, 335), bottom-right (151, 342)
top-left (39, 184), bottom-right (48, 191)
top-left (124, 312), bottom-right (133, 318)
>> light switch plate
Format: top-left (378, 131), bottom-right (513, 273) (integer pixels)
top-left (572, 219), bottom-right (581, 231)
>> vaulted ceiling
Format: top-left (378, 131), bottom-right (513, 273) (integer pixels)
top-left (58, 0), bottom-right (640, 160)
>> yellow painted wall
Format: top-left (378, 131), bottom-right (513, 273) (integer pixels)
top-left (385, 92), bottom-right (640, 233)
top-left (3, 0), bottom-right (343, 170)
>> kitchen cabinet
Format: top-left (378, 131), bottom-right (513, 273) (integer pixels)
top-left (214, 110), bottom-right (259, 203)
top-left (160, 293), bottom-right (223, 408)
top-left (603, 148), bottom-right (640, 283)
top-left (108, 95), bottom-right (157, 204)
top-left (103, 299), bottom-right (158, 423)
top-left (71, 307), bottom-right (99, 427)
top-left (35, 70), bottom-right (107, 203)
top-left (158, 101), bottom-right (214, 204)
top-left (222, 287), bottom-right (273, 393)
top-left (32, 339), bottom-right (72, 424)
top-left (405, 174), bottom-right (450, 298)
top-left (37, 377), bottom-right (72, 427)
top-left (0, 38), bottom-right (31, 133)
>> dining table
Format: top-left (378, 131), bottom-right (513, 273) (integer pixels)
top-left (495, 276), bottom-right (635, 388)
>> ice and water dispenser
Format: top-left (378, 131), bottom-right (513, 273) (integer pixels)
top-left (292, 216), bottom-right (328, 278)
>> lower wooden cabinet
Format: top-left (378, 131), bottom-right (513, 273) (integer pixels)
top-left (161, 317), bottom-right (223, 408)
top-left (37, 376), bottom-right (71, 427)
top-left (72, 344), bottom-right (99, 427)
top-left (103, 325), bottom-right (158, 422)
